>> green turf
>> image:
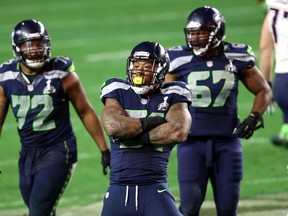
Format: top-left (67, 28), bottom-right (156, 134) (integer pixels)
top-left (0, 0), bottom-right (287, 214)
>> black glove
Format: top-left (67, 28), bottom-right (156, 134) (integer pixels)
top-left (140, 116), bottom-right (166, 132)
top-left (101, 149), bottom-right (111, 175)
top-left (233, 112), bottom-right (264, 139)
top-left (119, 132), bottom-right (150, 146)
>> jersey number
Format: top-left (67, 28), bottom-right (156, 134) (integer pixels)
top-left (11, 95), bottom-right (56, 131)
top-left (269, 7), bottom-right (288, 43)
top-left (187, 70), bottom-right (235, 107)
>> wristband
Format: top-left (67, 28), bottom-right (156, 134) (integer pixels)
top-left (140, 116), bottom-right (166, 132)
top-left (118, 132), bottom-right (150, 146)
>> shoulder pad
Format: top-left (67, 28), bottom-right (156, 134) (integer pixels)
top-left (162, 81), bottom-right (192, 99)
top-left (224, 43), bottom-right (255, 56)
top-left (100, 77), bottom-right (130, 101)
top-left (224, 43), bottom-right (255, 63)
top-left (50, 56), bottom-right (74, 71)
top-left (0, 59), bottom-right (18, 73)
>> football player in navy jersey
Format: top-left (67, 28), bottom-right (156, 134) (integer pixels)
top-left (165, 6), bottom-right (272, 216)
top-left (100, 41), bottom-right (192, 216)
top-left (0, 19), bottom-right (110, 216)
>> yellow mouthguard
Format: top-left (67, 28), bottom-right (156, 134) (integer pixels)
top-left (133, 76), bottom-right (143, 85)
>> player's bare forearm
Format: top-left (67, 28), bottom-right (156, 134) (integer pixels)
top-left (0, 104), bottom-right (7, 128)
top-left (259, 15), bottom-right (274, 81)
top-left (82, 110), bottom-right (109, 151)
top-left (251, 89), bottom-right (273, 115)
top-left (242, 67), bottom-right (273, 115)
top-left (149, 103), bottom-right (191, 145)
top-left (101, 98), bottom-right (142, 139)
top-left (0, 87), bottom-right (8, 134)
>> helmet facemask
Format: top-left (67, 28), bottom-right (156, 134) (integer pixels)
top-left (126, 41), bottom-right (169, 95)
top-left (16, 38), bottom-right (50, 69)
top-left (127, 58), bottom-right (162, 95)
top-left (184, 28), bottom-right (212, 56)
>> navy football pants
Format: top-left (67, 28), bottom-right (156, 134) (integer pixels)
top-left (20, 164), bottom-right (73, 216)
top-left (273, 73), bottom-right (288, 123)
top-left (177, 137), bottom-right (243, 216)
top-left (101, 183), bottom-right (182, 216)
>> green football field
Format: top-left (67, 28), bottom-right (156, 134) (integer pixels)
top-left (0, 0), bottom-right (287, 215)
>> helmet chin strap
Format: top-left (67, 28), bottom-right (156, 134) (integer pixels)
top-left (131, 84), bottom-right (158, 95)
top-left (24, 59), bottom-right (47, 70)
top-left (27, 62), bottom-right (45, 69)
top-left (25, 62), bottom-right (45, 69)
top-left (192, 33), bottom-right (224, 57)
top-left (193, 47), bottom-right (209, 56)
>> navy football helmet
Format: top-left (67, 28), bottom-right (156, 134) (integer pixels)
top-left (184, 6), bottom-right (226, 56)
top-left (126, 41), bottom-right (170, 95)
top-left (11, 19), bottom-right (51, 69)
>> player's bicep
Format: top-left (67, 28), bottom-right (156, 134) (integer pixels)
top-left (166, 102), bottom-right (191, 134)
top-left (102, 98), bottom-right (126, 121)
top-left (241, 66), bottom-right (269, 95)
top-left (63, 72), bottom-right (94, 117)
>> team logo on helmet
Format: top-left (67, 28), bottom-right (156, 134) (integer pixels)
top-left (213, 13), bottom-right (225, 23)
top-left (133, 51), bottom-right (150, 59)
top-left (186, 21), bottom-right (201, 29)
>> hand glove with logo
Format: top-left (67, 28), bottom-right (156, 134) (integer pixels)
top-left (101, 149), bottom-right (111, 175)
top-left (233, 112), bottom-right (264, 139)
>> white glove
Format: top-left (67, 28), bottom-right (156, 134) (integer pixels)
top-left (265, 98), bottom-right (277, 115)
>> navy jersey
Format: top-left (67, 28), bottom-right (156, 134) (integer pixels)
top-left (168, 43), bottom-right (256, 137)
top-left (0, 56), bottom-right (76, 149)
top-left (100, 78), bottom-right (192, 185)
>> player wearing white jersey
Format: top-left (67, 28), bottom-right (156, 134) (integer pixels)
top-left (259, 0), bottom-right (288, 146)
